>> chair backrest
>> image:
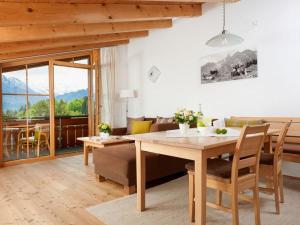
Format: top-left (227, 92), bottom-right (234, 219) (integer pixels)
top-left (273, 121), bottom-right (291, 171)
top-left (231, 124), bottom-right (270, 182)
top-left (34, 124), bottom-right (50, 140)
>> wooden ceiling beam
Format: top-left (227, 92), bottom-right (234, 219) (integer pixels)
top-left (0, 31), bottom-right (148, 54)
top-left (0, 20), bottom-right (171, 43)
top-left (0, 40), bottom-right (129, 62)
top-left (0, 2), bottom-right (202, 26)
top-left (0, 0), bottom-right (239, 3)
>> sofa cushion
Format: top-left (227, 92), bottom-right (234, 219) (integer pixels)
top-left (127, 117), bottom-right (144, 134)
top-left (150, 123), bottom-right (179, 132)
top-left (156, 116), bottom-right (174, 124)
top-left (225, 118), bottom-right (265, 127)
top-left (131, 120), bottom-right (152, 134)
top-left (186, 158), bottom-right (250, 179)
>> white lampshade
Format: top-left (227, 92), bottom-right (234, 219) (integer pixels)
top-left (205, 0), bottom-right (244, 48)
top-left (120, 89), bottom-right (137, 99)
top-left (206, 30), bottom-right (244, 47)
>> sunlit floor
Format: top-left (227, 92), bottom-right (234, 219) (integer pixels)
top-left (0, 154), bottom-right (125, 225)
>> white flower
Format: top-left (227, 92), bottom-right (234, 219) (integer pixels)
top-left (184, 110), bottom-right (190, 116)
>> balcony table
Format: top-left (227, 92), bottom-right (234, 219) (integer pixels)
top-left (125, 128), bottom-right (279, 225)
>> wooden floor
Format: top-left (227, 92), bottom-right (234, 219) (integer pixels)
top-left (0, 155), bottom-right (125, 225)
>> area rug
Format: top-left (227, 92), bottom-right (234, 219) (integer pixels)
top-left (87, 176), bottom-right (300, 225)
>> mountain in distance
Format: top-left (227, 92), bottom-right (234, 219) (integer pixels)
top-left (2, 76), bottom-right (88, 111)
top-left (56, 89), bottom-right (88, 102)
top-left (202, 49), bottom-right (257, 76)
top-left (2, 76), bottom-right (38, 94)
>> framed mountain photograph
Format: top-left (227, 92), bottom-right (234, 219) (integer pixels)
top-left (201, 47), bottom-right (257, 84)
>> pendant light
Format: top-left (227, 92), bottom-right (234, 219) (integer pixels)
top-left (206, 0), bottom-right (244, 47)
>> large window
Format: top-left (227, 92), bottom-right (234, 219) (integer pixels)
top-left (2, 64), bottom-right (50, 161)
top-left (54, 66), bottom-right (88, 117)
top-left (1, 54), bottom-right (94, 164)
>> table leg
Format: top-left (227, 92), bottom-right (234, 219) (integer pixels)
top-left (264, 135), bottom-right (272, 153)
top-left (136, 141), bottom-right (146, 211)
top-left (195, 152), bottom-right (207, 225)
top-left (84, 143), bottom-right (89, 165)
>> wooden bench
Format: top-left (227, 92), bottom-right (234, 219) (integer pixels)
top-left (231, 116), bottom-right (300, 163)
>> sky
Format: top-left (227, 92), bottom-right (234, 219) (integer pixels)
top-left (4, 65), bottom-right (89, 95)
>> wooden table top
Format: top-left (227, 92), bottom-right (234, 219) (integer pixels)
top-left (124, 128), bottom-right (280, 150)
top-left (77, 136), bottom-right (131, 145)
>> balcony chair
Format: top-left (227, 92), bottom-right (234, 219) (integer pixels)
top-left (17, 124), bottom-right (50, 158)
top-left (259, 121), bottom-right (291, 214)
top-left (186, 124), bottom-right (269, 225)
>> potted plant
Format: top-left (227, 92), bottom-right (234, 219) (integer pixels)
top-left (98, 123), bottom-right (111, 139)
top-left (174, 109), bottom-right (198, 133)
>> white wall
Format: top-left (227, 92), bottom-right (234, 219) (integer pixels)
top-left (127, 0), bottom-right (300, 176)
top-left (128, 0), bottom-right (300, 118)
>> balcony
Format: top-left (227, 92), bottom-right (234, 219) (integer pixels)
top-left (3, 116), bottom-right (88, 162)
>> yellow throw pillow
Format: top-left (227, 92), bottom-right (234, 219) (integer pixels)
top-left (131, 120), bottom-right (152, 134)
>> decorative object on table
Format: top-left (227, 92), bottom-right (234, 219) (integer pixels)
top-left (148, 66), bottom-right (161, 83)
top-left (206, 0), bottom-right (243, 47)
top-left (174, 109), bottom-right (198, 134)
top-left (201, 47), bottom-right (257, 84)
top-left (98, 123), bottom-right (111, 139)
top-left (215, 128), bottom-right (228, 134)
top-left (196, 104), bottom-right (204, 126)
top-left (120, 89), bottom-right (137, 118)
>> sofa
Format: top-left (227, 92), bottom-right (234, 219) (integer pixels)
top-left (93, 119), bottom-right (190, 194)
top-left (230, 116), bottom-right (300, 163)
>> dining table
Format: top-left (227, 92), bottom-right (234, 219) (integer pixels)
top-left (125, 127), bottom-right (279, 225)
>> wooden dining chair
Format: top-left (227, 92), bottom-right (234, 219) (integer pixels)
top-left (17, 124), bottom-right (50, 158)
top-left (259, 121), bottom-right (291, 214)
top-left (186, 124), bottom-right (269, 225)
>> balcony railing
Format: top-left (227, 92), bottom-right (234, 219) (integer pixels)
top-left (2, 116), bottom-right (88, 161)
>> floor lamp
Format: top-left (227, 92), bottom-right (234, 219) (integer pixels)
top-left (120, 89), bottom-right (137, 118)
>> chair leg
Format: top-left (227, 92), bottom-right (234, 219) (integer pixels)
top-left (278, 172), bottom-right (284, 203)
top-left (273, 174), bottom-right (280, 214)
top-left (253, 184), bottom-right (261, 225)
top-left (216, 190), bottom-right (223, 206)
top-left (188, 173), bottom-right (195, 222)
top-left (231, 190), bottom-right (239, 225)
top-left (17, 142), bottom-right (20, 159)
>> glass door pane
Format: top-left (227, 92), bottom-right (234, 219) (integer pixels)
top-left (1, 64), bottom-right (52, 162)
top-left (54, 65), bottom-right (89, 155)
top-left (2, 95), bottom-right (28, 161)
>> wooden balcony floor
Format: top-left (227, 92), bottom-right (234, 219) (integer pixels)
top-left (0, 155), bottom-right (125, 225)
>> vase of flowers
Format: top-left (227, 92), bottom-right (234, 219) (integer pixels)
top-left (174, 109), bottom-right (198, 134)
top-left (98, 123), bottom-right (111, 139)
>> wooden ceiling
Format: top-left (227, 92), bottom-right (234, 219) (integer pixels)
top-left (0, 0), bottom-right (239, 62)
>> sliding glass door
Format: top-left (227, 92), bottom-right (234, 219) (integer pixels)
top-left (1, 64), bottom-right (50, 162)
top-left (53, 62), bottom-right (90, 155)
top-left (0, 53), bottom-right (98, 165)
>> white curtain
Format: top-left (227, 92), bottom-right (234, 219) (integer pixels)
top-left (100, 47), bottom-right (116, 127)
top-left (100, 46), bottom-right (128, 128)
